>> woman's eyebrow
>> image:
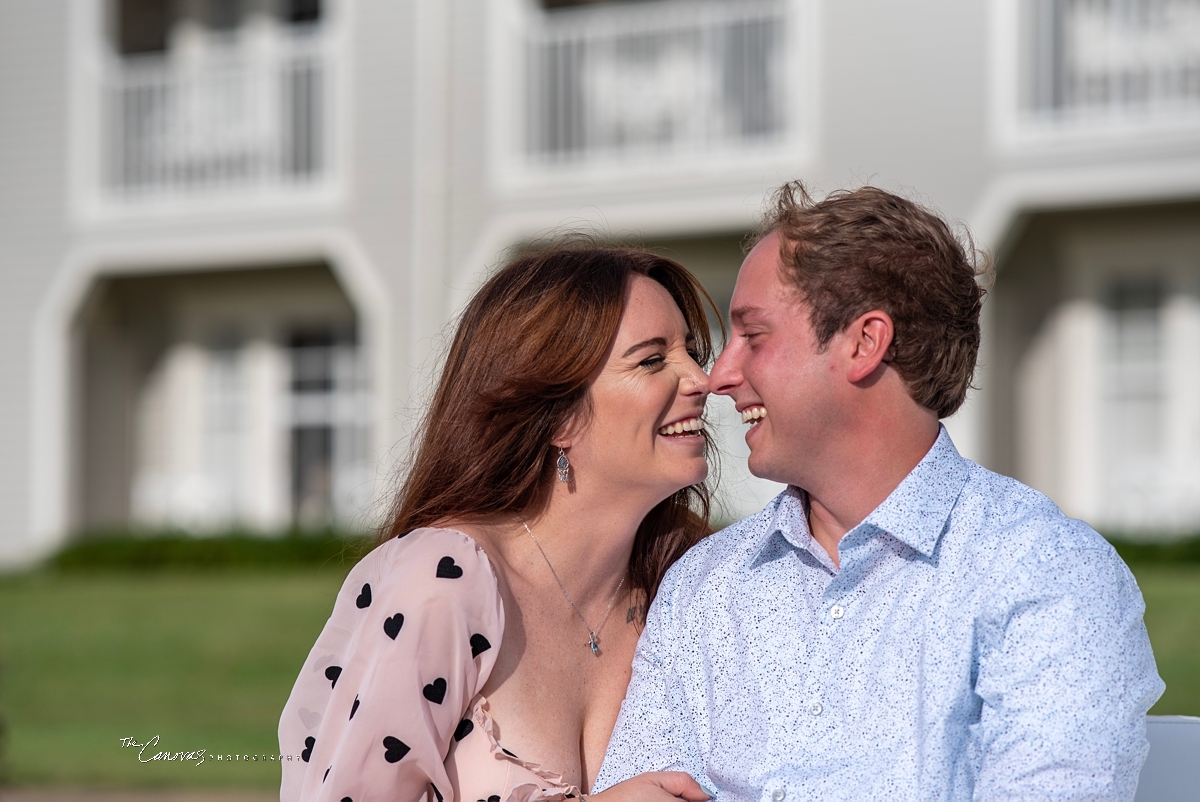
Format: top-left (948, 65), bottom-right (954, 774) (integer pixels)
top-left (622, 337), bottom-right (667, 358)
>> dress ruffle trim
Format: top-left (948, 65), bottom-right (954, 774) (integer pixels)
top-left (471, 697), bottom-right (583, 802)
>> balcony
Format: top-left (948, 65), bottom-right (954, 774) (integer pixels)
top-left (520, 0), bottom-right (792, 171)
top-left (1014, 0), bottom-right (1200, 138)
top-left (93, 14), bottom-right (334, 204)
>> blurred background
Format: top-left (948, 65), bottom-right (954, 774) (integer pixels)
top-left (1, 0), bottom-right (1199, 798)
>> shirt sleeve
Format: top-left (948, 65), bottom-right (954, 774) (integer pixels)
top-left (594, 572), bottom-right (700, 791)
top-left (279, 528), bottom-right (504, 802)
top-left (973, 537), bottom-right (1164, 801)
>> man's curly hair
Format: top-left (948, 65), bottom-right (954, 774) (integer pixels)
top-left (755, 182), bottom-right (989, 419)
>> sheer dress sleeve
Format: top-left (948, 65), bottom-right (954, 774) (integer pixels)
top-left (279, 528), bottom-right (505, 802)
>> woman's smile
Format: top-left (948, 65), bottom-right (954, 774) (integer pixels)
top-left (657, 415), bottom-right (705, 438)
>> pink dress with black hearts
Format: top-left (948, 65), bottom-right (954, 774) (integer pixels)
top-left (279, 528), bottom-right (582, 802)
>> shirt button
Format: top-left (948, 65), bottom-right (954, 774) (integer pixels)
top-left (771, 789), bottom-right (786, 802)
top-left (830, 604), bottom-right (845, 620)
top-left (809, 701), bottom-right (823, 716)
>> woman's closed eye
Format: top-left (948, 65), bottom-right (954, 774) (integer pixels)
top-left (639, 354), bottom-right (666, 369)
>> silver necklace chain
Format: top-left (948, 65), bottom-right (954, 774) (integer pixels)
top-left (520, 518), bottom-right (626, 656)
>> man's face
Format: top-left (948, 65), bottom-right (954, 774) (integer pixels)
top-left (710, 231), bottom-right (840, 486)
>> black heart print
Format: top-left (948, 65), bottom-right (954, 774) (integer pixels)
top-left (355, 583), bottom-right (372, 608)
top-left (436, 556), bottom-right (464, 579)
top-left (324, 665), bottom-right (342, 688)
top-left (422, 677), bottom-right (447, 704)
top-left (431, 784), bottom-right (444, 802)
top-left (470, 633), bottom-right (491, 658)
top-left (341, 798), bottom-right (353, 802)
top-left (301, 736), bottom-right (315, 762)
top-left (453, 718), bottom-right (474, 741)
top-left (350, 696), bottom-right (359, 719)
top-left (383, 613), bottom-right (404, 639)
top-left (382, 735), bottom-right (410, 763)
top-left (323, 766), bottom-right (330, 782)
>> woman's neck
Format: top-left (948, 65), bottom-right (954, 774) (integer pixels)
top-left (507, 482), bottom-right (649, 611)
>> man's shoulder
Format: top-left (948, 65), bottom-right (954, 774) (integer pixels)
top-left (949, 461), bottom-right (1121, 574)
top-left (657, 496), bottom-right (782, 601)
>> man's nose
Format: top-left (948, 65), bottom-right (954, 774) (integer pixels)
top-left (709, 342), bottom-right (741, 396)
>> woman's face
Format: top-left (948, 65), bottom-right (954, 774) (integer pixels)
top-left (566, 275), bottom-right (711, 503)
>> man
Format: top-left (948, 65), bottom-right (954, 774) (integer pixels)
top-left (595, 183), bottom-right (1163, 800)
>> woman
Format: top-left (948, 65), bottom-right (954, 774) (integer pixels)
top-left (279, 244), bottom-right (717, 801)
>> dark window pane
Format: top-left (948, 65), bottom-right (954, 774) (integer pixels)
top-left (292, 426), bottom-right (333, 527)
top-left (116, 0), bottom-right (171, 54)
top-left (284, 0), bottom-right (321, 23)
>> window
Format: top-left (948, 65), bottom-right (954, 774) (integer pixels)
top-left (288, 327), bottom-right (369, 529)
top-left (1101, 278), bottom-right (1166, 527)
top-left (1022, 0), bottom-right (1200, 123)
top-left (525, 0), bottom-right (788, 163)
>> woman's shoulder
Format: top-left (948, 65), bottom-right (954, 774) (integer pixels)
top-left (376, 526), bottom-right (496, 575)
top-left (280, 527), bottom-right (506, 801)
top-left (331, 527), bottom-right (503, 628)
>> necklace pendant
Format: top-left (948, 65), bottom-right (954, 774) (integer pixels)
top-left (588, 633), bottom-right (600, 656)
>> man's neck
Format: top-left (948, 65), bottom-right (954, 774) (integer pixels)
top-left (803, 414), bottom-right (940, 568)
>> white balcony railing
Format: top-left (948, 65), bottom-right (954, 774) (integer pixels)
top-left (101, 23), bottom-right (331, 198)
top-left (525, 0), bottom-right (788, 164)
top-left (1024, 0), bottom-right (1200, 128)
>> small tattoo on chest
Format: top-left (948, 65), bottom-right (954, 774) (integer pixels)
top-left (626, 605), bottom-right (644, 624)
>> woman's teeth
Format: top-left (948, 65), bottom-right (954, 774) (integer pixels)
top-left (741, 406), bottom-right (767, 424)
top-left (658, 418), bottom-right (704, 436)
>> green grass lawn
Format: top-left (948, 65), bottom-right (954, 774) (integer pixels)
top-left (0, 569), bottom-right (347, 788)
top-left (0, 563), bottom-right (1197, 789)
top-left (1131, 564), bottom-right (1200, 716)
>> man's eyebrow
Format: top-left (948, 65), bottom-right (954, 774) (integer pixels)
top-left (729, 305), bottom-right (766, 323)
top-left (622, 337), bottom-right (668, 358)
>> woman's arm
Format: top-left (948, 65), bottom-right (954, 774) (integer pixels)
top-left (279, 529), bottom-right (504, 802)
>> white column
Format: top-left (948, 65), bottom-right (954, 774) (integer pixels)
top-left (243, 338), bottom-right (291, 532)
top-left (1016, 309), bottom-right (1063, 504)
top-left (131, 353), bottom-right (170, 527)
top-left (1057, 299), bottom-right (1104, 525)
top-left (1018, 300), bottom-right (1104, 523)
top-left (1163, 293), bottom-right (1200, 529)
top-left (161, 341), bottom-right (211, 528)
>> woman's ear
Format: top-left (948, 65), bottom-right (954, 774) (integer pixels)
top-left (552, 403), bottom-right (590, 449)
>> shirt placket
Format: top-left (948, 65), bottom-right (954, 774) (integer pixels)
top-left (810, 558), bottom-right (858, 732)
top-left (760, 548), bottom-right (849, 801)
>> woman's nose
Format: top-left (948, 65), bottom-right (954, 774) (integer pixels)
top-left (682, 362), bottom-right (711, 396)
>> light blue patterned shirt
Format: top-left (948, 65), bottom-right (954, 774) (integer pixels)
top-left (596, 427), bottom-right (1163, 801)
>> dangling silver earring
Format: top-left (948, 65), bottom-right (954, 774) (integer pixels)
top-left (556, 447), bottom-right (570, 483)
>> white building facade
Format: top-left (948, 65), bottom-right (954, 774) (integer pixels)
top-left (2, 0), bottom-right (1200, 566)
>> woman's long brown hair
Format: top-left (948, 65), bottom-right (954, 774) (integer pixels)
top-left (381, 242), bottom-right (721, 614)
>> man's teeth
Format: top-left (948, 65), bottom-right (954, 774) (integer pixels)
top-left (658, 418), bottom-right (704, 436)
top-left (741, 406), bottom-right (767, 424)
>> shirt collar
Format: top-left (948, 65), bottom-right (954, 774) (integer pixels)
top-left (755, 486), bottom-right (834, 571)
top-left (754, 425), bottom-right (970, 563)
top-left (860, 425), bottom-right (970, 557)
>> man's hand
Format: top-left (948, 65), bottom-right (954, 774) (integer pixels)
top-left (591, 771), bottom-right (710, 802)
